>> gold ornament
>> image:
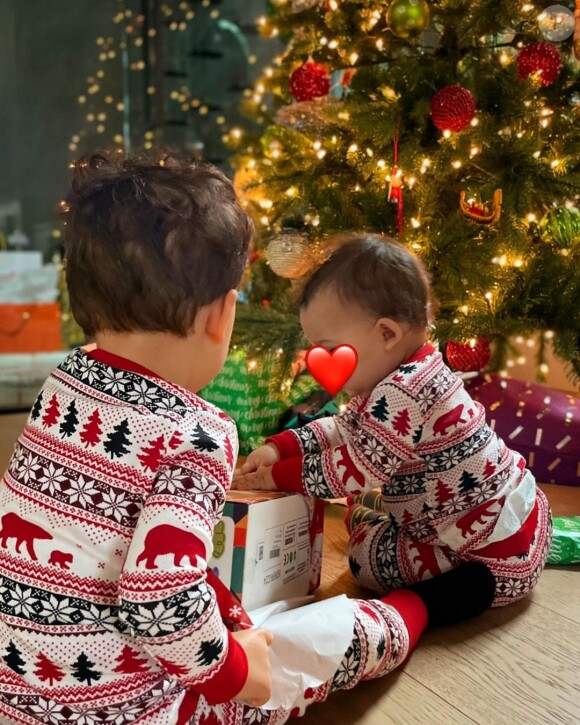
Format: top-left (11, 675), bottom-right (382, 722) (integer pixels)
top-left (267, 231), bottom-right (314, 279)
top-left (276, 97), bottom-right (339, 131)
top-left (460, 189), bottom-right (503, 225)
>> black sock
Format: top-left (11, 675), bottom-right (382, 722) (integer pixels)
top-left (408, 561), bottom-right (496, 627)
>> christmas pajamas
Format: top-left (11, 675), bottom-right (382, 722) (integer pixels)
top-left (267, 344), bottom-right (552, 606)
top-left (0, 595), bottom-right (414, 724)
top-left (346, 487), bottom-right (552, 606)
top-left (0, 348), bottom-right (251, 723)
top-left (0, 347), bottom-right (425, 724)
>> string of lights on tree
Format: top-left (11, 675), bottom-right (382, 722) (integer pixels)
top-left (66, 0), bottom-right (246, 157)
top-left (58, 0), bottom-right (264, 349)
top-left (224, 0), bottom-right (580, 382)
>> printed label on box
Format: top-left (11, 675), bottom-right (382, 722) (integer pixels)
top-left (208, 492), bottom-right (324, 611)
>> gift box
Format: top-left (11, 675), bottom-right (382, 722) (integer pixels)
top-left (466, 374), bottom-right (579, 487)
top-left (200, 351), bottom-right (320, 455)
top-left (208, 491), bottom-right (324, 611)
top-left (547, 517), bottom-right (580, 566)
top-left (0, 303), bottom-right (62, 353)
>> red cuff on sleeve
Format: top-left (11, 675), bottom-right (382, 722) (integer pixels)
top-left (272, 457), bottom-right (307, 494)
top-left (265, 430), bottom-right (302, 460)
top-left (192, 631), bottom-right (248, 705)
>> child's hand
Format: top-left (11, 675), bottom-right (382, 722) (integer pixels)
top-left (232, 628), bottom-right (274, 707)
top-left (232, 466), bottom-right (277, 491)
top-left (239, 444), bottom-right (280, 474)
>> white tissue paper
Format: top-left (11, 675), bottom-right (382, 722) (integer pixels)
top-left (249, 594), bottom-right (355, 710)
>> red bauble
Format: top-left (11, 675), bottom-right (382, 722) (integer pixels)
top-left (446, 337), bottom-right (491, 373)
top-left (517, 42), bottom-right (562, 87)
top-left (430, 85), bottom-right (476, 132)
top-left (290, 61), bottom-right (331, 102)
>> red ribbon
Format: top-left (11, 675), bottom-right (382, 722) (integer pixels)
top-left (388, 136), bottom-right (404, 236)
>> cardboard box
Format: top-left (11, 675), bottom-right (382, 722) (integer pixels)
top-left (209, 491), bottom-right (324, 612)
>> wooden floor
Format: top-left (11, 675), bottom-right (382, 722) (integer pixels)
top-left (1, 413), bottom-right (580, 724)
top-left (303, 494), bottom-right (580, 725)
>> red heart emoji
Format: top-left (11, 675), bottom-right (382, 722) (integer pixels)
top-left (305, 345), bottom-right (358, 397)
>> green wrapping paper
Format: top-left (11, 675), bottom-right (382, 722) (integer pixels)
top-left (200, 351), bottom-right (319, 455)
top-left (547, 517), bottom-right (580, 566)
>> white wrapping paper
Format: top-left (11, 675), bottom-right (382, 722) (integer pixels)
top-left (249, 595), bottom-right (355, 710)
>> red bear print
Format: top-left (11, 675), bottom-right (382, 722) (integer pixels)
top-left (136, 524), bottom-right (206, 569)
top-left (432, 404), bottom-right (466, 436)
top-left (456, 497), bottom-right (505, 538)
top-left (409, 540), bottom-right (442, 579)
top-left (336, 446), bottom-right (365, 490)
top-left (48, 550), bottom-right (73, 569)
top-left (0, 512), bottom-right (52, 560)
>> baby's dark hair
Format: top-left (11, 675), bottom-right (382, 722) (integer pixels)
top-left (62, 151), bottom-right (253, 337)
top-left (299, 233), bottom-right (437, 328)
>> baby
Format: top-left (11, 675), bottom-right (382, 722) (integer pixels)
top-left (236, 234), bottom-right (552, 606)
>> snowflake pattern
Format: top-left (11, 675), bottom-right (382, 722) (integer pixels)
top-left (375, 528), bottom-right (398, 565)
top-left (129, 601), bottom-right (187, 637)
top-left (126, 379), bottom-right (161, 407)
top-left (359, 437), bottom-right (390, 467)
top-left (294, 425), bottom-right (322, 455)
top-left (330, 634), bottom-right (362, 692)
top-left (242, 707), bottom-right (271, 725)
top-left (429, 371), bottom-right (452, 397)
top-left (101, 368), bottom-right (131, 396)
top-left (67, 474), bottom-right (99, 508)
top-left (0, 575), bottom-right (118, 627)
top-left (120, 585), bottom-right (212, 639)
top-left (56, 348), bottom-right (191, 419)
top-left (384, 472), bottom-right (426, 496)
top-left (415, 385), bottom-right (440, 415)
top-left (37, 462), bottom-right (68, 496)
top-left (77, 356), bottom-right (101, 386)
top-left (14, 450), bottom-right (41, 481)
top-left (419, 427), bottom-right (492, 473)
top-left (155, 467), bottom-right (225, 514)
top-left (9, 452), bottom-right (142, 527)
top-left (2, 682), bottom-right (177, 725)
top-left (304, 456), bottom-right (334, 498)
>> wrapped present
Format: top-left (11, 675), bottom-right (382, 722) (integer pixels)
top-left (466, 374), bottom-right (579, 486)
top-left (200, 351), bottom-right (320, 454)
top-left (547, 517), bottom-right (580, 566)
top-left (278, 387), bottom-right (339, 432)
top-left (208, 491), bottom-right (324, 611)
top-left (0, 303), bottom-right (62, 354)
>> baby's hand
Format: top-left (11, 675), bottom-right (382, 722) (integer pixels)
top-left (239, 444), bottom-right (280, 474)
top-left (232, 467), bottom-right (277, 491)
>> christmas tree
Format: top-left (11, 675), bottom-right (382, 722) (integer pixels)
top-left (137, 435), bottom-right (166, 472)
top-left (60, 401), bottom-right (80, 439)
top-left (42, 394), bottom-right (61, 429)
top-left (3, 641), bottom-right (26, 675)
top-left (228, 0), bottom-right (580, 382)
top-left (71, 652), bottom-right (102, 686)
top-left (80, 409), bottom-right (104, 448)
top-left (33, 652), bottom-right (65, 686)
top-left (113, 645), bottom-right (150, 675)
top-left (103, 419), bottom-right (132, 459)
top-left (191, 423), bottom-right (220, 453)
top-left (31, 393), bottom-right (43, 422)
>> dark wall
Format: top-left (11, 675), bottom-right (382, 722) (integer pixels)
top-left (0, 0), bottom-right (273, 259)
top-left (0, 0), bottom-right (118, 255)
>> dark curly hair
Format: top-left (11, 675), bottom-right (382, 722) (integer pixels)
top-left (299, 233), bottom-right (437, 328)
top-left (62, 151), bottom-right (253, 337)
